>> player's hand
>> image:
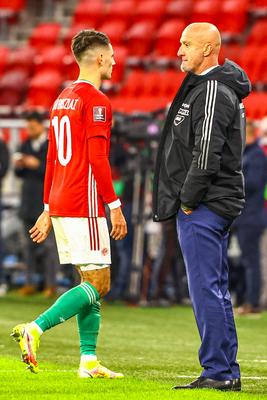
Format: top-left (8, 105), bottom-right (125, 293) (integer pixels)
top-left (29, 211), bottom-right (52, 243)
top-left (110, 207), bottom-right (127, 240)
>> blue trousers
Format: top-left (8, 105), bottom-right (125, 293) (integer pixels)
top-left (176, 204), bottom-right (240, 380)
top-left (236, 225), bottom-right (264, 307)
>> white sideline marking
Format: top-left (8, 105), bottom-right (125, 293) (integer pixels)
top-left (0, 371), bottom-right (266, 380)
top-left (239, 359), bottom-right (267, 363)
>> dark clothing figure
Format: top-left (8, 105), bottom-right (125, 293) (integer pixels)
top-left (235, 141), bottom-right (267, 308)
top-left (150, 219), bottom-right (186, 304)
top-left (153, 60), bottom-right (251, 382)
top-left (15, 137), bottom-right (47, 222)
top-left (15, 134), bottom-right (59, 291)
top-left (0, 138), bottom-right (9, 288)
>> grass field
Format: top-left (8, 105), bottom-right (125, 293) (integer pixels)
top-left (0, 295), bottom-right (266, 400)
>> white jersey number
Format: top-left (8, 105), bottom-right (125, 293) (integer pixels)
top-left (52, 115), bottom-right (72, 166)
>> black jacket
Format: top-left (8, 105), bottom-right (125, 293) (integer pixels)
top-left (153, 60), bottom-right (251, 222)
top-left (15, 137), bottom-right (48, 222)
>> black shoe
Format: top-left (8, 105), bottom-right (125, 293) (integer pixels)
top-left (173, 377), bottom-right (241, 391)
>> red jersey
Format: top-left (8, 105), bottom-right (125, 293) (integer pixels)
top-left (44, 80), bottom-right (119, 217)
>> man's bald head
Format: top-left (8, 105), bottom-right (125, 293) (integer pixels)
top-left (177, 23), bottom-right (221, 74)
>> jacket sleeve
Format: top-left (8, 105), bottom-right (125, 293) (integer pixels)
top-left (180, 80), bottom-right (234, 208)
top-left (34, 144), bottom-right (48, 178)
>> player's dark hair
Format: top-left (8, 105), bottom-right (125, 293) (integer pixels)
top-left (71, 29), bottom-right (110, 61)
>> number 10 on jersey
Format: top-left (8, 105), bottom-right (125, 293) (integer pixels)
top-left (52, 115), bottom-right (72, 166)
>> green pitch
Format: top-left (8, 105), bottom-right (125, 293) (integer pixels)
top-left (0, 295), bottom-right (266, 400)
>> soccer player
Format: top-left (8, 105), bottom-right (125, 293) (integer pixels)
top-left (11, 30), bottom-right (127, 378)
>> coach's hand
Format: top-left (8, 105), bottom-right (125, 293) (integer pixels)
top-left (29, 211), bottom-right (52, 243)
top-left (110, 207), bottom-right (127, 240)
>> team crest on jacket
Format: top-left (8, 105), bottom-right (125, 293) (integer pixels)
top-left (174, 115), bottom-right (185, 126)
top-left (93, 106), bottom-right (106, 122)
top-left (174, 103), bottom-right (190, 126)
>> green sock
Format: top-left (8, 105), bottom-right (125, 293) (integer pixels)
top-left (34, 282), bottom-right (99, 332)
top-left (77, 301), bottom-right (101, 356)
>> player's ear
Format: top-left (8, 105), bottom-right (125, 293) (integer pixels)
top-left (97, 53), bottom-right (104, 66)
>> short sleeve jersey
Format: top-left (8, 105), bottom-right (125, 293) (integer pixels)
top-left (47, 80), bottom-right (114, 218)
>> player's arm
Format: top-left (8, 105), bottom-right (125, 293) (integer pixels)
top-left (88, 135), bottom-right (127, 240)
top-left (30, 127), bottom-right (55, 243)
top-left (180, 82), bottom-right (234, 211)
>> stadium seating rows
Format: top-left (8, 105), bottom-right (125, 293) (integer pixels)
top-left (0, 0), bottom-right (267, 116)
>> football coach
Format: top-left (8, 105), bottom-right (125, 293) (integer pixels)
top-left (153, 22), bottom-right (251, 391)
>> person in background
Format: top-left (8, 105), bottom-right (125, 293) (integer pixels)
top-left (235, 119), bottom-right (267, 314)
top-left (258, 116), bottom-right (267, 308)
top-left (0, 133), bottom-right (9, 296)
top-left (14, 111), bottom-right (60, 297)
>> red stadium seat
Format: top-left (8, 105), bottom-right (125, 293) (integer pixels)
top-left (134, 0), bottom-right (166, 25)
top-left (141, 70), bottom-right (162, 95)
top-left (126, 21), bottom-right (157, 56)
top-left (73, 0), bottom-right (106, 27)
top-left (191, 0), bottom-right (221, 24)
top-left (238, 45), bottom-right (260, 84)
top-left (0, 45), bottom-right (9, 75)
top-left (238, 44), bottom-right (267, 84)
top-left (249, 0), bottom-right (267, 11)
top-left (158, 69), bottom-right (184, 96)
top-left (98, 20), bottom-right (127, 45)
top-left (63, 55), bottom-right (80, 82)
top-left (166, 0), bottom-right (193, 20)
top-left (0, 69), bottom-right (28, 106)
top-left (111, 45), bottom-right (128, 83)
top-left (243, 92), bottom-right (267, 119)
top-left (249, 0), bottom-right (267, 5)
top-left (217, 0), bottom-right (248, 36)
top-left (27, 70), bottom-right (62, 108)
top-left (113, 68), bottom-right (184, 113)
top-left (154, 19), bottom-right (186, 57)
top-left (29, 23), bottom-right (61, 50)
top-left (7, 46), bottom-right (36, 74)
top-left (106, 1), bottom-right (134, 25)
top-left (0, 0), bottom-right (25, 10)
top-left (247, 19), bottom-right (267, 44)
top-left (120, 70), bottom-right (146, 97)
top-left (34, 45), bottom-right (67, 74)
top-left (135, 0), bottom-right (170, 3)
top-left (219, 44), bottom-right (243, 65)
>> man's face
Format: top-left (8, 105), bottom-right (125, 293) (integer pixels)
top-left (26, 120), bottom-right (44, 139)
top-left (100, 44), bottom-right (115, 80)
top-left (177, 29), bottom-right (205, 74)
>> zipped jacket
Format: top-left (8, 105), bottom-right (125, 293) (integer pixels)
top-left (153, 60), bottom-right (251, 222)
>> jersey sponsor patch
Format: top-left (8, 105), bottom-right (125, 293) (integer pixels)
top-left (93, 106), bottom-right (106, 122)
